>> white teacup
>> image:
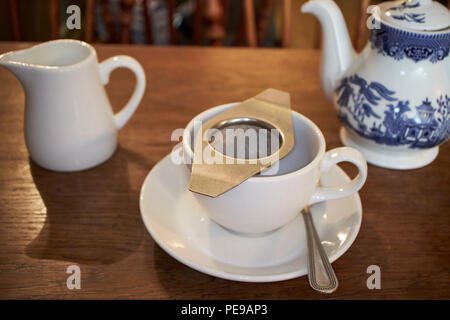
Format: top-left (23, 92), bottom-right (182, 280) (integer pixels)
top-left (182, 103), bottom-right (368, 234)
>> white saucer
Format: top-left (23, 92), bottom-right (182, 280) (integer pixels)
top-left (140, 148), bottom-right (363, 282)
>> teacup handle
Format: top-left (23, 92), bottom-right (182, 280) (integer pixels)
top-left (99, 56), bottom-right (146, 129)
top-left (308, 147), bottom-right (367, 205)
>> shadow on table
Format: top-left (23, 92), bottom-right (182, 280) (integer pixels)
top-left (152, 243), bottom-right (298, 299)
top-left (25, 146), bottom-right (149, 265)
top-left (152, 243), bottom-right (223, 297)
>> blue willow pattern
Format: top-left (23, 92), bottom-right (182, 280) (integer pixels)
top-left (370, 23), bottom-right (450, 63)
top-left (388, 1), bottom-right (425, 23)
top-left (335, 74), bottom-right (450, 149)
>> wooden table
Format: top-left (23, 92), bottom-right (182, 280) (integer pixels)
top-left (0, 43), bottom-right (448, 299)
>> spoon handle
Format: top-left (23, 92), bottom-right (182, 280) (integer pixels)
top-left (302, 206), bottom-right (339, 294)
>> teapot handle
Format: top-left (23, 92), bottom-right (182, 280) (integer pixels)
top-left (99, 56), bottom-right (146, 130)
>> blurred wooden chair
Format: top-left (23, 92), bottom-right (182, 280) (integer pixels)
top-left (242, 0), bottom-right (292, 47)
top-left (8, 0), bottom-right (170, 44)
top-left (9, 0), bottom-right (60, 41)
top-left (8, 0), bottom-right (291, 47)
top-left (89, 0), bottom-right (176, 44)
top-left (88, 0), bottom-right (291, 47)
top-left (200, 0), bottom-right (292, 47)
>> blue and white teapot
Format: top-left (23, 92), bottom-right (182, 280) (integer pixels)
top-left (302, 0), bottom-right (449, 169)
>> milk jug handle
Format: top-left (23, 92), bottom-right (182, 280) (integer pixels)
top-left (99, 56), bottom-right (146, 130)
top-left (308, 147), bottom-right (367, 205)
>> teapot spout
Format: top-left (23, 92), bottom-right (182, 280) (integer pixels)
top-left (302, 0), bottom-right (356, 101)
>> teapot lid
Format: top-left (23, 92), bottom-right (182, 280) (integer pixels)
top-left (379, 0), bottom-right (450, 32)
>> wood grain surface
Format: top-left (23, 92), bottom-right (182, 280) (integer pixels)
top-left (0, 43), bottom-right (448, 299)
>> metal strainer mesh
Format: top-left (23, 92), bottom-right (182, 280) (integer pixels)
top-left (208, 118), bottom-right (283, 160)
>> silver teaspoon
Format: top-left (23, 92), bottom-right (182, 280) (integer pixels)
top-left (301, 206), bottom-right (339, 293)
